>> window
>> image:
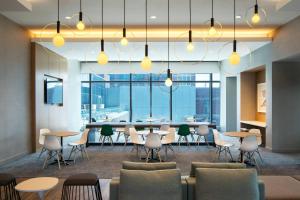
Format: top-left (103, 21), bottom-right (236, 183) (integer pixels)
top-left (152, 82), bottom-right (170, 121)
top-left (132, 82), bottom-right (150, 121)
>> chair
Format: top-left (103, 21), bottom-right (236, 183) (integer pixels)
top-left (177, 124), bottom-right (191, 146)
top-left (0, 173), bottom-right (20, 200)
top-left (160, 124), bottom-right (170, 131)
top-left (99, 125), bottom-right (114, 146)
top-left (161, 128), bottom-right (176, 160)
top-left (38, 128), bottom-right (50, 159)
top-left (195, 125), bottom-right (210, 146)
top-left (240, 135), bottom-right (260, 166)
top-left (124, 125), bottom-right (133, 146)
top-left (129, 128), bottom-right (145, 159)
top-left (68, 129), bottom-right (89, 164)
top-left (135, 120), bottom-right (144, 131)
top-left (212, 129), bottom-right (234, 161)
top-left (61, 173), bottom-right (102, 200)
top-left (249, 129), bottom-right (263, 162)
top-left (116, 120), bottom-right (126, 142)
top-left (145, 133), bottom-right (162, 162)
top-left (43, 135), bottom-right (66, 169)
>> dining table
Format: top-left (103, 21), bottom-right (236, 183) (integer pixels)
top-left (224, 131), bottom-right (255, 162)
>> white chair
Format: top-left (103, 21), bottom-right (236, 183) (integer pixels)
top-left (124, 125), bottom-right (133, 145)
top-left (195, 125), bottom-right (210, 146)
top-left (160, 124), bottom-right (170, 131)
top-left (213, 129), bottom-right (234, 161)
top-left (161, 128), bottom-right (176, 160)
top-left (240, 135), bottom-right (261, 166)
top-left (145, 133), bottom-right (162, 162)
top-left (38, 128), bottom-right (50, 159)
top-left (43, 135), bottom-right (66, 169)
top-left (249, 129), bottom-right (263, 162)
top-left (129, 128), bottom-right (145, 159)
top-left (68, 129), bottom-right (90, 164)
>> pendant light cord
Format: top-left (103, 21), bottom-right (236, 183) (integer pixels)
top-left (146, 0), bottom-right (148, 44)
top-left (123, 0), bottom-right (126, 28)
top-left (101, 0), bottom-right (104, 39)
top-left (189, 0), bottom-right (191, 30)
top-left (57, 0), bottom-right (60, 21)
top-left (234, 0), bottom-right (236, 40)
top-left (80, 0), bottom-right (82, 12)
top-left (168, 0), bottom-right (170, 69)
top-left (211, 0), bottom-right (214, 18)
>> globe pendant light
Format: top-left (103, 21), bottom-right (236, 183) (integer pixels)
top-left (186, 0), bottom-right (194, 52)
top-left (208, 0), bottom-right (217, 36)
top-left (229, 0), bottom-right (240, 65)
top-left (97, 0), bottom-right (108, 65)
top-left (76, 0), bottom-right (85, 30)
top-left (165, 0), bottom-right (172, 87)
top-left (251, 0), bottom-right (260, 24)
top-left (141, 0), bottom-right (152, 71)
top-left (52, 0), bottom-right (65, 47)
top-left (120, 0), bottom-right (128, 46)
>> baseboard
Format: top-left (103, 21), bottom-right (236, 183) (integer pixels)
top-left (0, 151), bottom-right (31, 165)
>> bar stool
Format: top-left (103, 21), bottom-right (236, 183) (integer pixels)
top-left (61, 173), bottom-right (102, 200)
top-left (0, 173), bottom-right (20, 200)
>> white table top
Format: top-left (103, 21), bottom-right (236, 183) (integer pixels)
top-left (15, 177), bottom-right (59, 193)
top-left (44, 131), bottom-right (79, 137)
top-left (137, 130), bottom-right (169, 136)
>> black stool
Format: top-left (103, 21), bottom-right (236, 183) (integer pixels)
top-left (0, 174), bottom-right (20, 200)
top-left (61, 173), bottom-right (102, 200)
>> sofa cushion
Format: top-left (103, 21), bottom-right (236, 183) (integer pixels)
top-left (195, 168), bottom-right (259, 200)
top-left (292, 175), bottom-right (300, 182)
top-left (190, 162), bottom-right (246, 177)
top-left (119, 169), bottom-right (182, 200)
top-left (259, 176), bottom-right (300, 200)
top-left (122, 161), bottom-right (176, 171)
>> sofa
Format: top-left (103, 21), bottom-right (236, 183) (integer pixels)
top-left (110, 161), bottom-right (265, 200)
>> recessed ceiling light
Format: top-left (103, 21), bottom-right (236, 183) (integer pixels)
top-left (236, 15), bottom-right (241, 19)
top-left (150, 15), bottom-right (157, 19)
top-left (65, 16), bottom-right (72, 20)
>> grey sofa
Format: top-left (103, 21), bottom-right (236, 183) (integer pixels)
top-left (110, 161), bottom-right (265, 200)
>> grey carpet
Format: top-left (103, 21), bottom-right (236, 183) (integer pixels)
top-left (0, 145), bottom-right (299, 179)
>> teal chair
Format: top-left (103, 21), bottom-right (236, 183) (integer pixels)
top-left (177, 124), bottom-right (191, 146)
top-left (100, 125), bottom-right (114, 146)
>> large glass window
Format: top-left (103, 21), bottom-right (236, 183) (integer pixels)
top-left (152, 82), bottom-right (170, 122)
top-left (132, 82), bottom-right (150, 121)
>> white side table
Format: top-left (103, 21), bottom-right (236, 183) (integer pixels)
top-left (15, 177), bottom-right (59, 200)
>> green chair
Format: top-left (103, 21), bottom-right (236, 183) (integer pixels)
top-left (100, 124), bottom-right (114, 146)
top-left (177, 124), bottom-right (191, 146)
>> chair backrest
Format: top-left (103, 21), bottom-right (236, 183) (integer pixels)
top-left (129, 128), bottom-right (140, 144)
top-left (44, 135), bottom-right (61, 151)
top-left (79, 129), bottom-right (90, 144)
top-left (197, 125), bottom-right (209, 136)
top-left (164, 128), bottom-right (176, 143)
top-left (249, 129), bottom-right (262, 145)
top-left (212, 129), bottom-right (222, 146)
top-left (160, 124), bottom-right (170, 131)
top-left (39, 128), bottom-right (50, 145)
top-left (178, 124), bottom-right (191, 136)
top-left (145, 133), bottom-right (161, 149)
top-left (100, 125), bottom-right (113, 136)
top-left (125, 125), bottom-right (134, 136)
top-left (240, 135), bottom-right (259, 151)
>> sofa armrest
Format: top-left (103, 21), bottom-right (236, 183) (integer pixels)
top-left (181, 178), bottom-right (188, 200)
top-left (258, 179), bottom-right (265, 200)
top-left (185, 177), bottom-right (196, 200)
top-left (110, 177), bottom-right (119, 200)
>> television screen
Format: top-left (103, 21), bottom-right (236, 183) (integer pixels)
top-left (44, 75), bottom-right (63, 105)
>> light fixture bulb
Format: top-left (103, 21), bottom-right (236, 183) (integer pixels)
top-left (76, 20), bottom-right (85, 30)
top-left (97, 51), bottom-right (108, 65)
top-left (52, 33), bottom-right (65, 47)
top-left (140, 56), bottom-right (152, 71)
top-left (251, 13), bottom-right (260, 24)
top-left (208, 26), bottom-right (217, 36)
top-left (120, 37), bottom-right (128, 46)
top-left (186, 42), bottom-right (194, 52)
top-left (229, 51), bottom-right (240, 65)
top-left (165, 78), bottom-right (172, 87)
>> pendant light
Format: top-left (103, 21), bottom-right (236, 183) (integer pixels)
top-left (165, 0), bottom-right (172, 87)
top-left (97, 0), bottom-right (108, 65)
top-left (76, 0), bottom-right (85, 30)
top-left (229, 0), bottom-right (240, 65)
top-left (140, 0), bottom-right (152, 71)
top-left (52, 0), bottom-right (65, 47)
top-left (208, 0), bottom-right (217, 36)
top-left (120, 0), bottom-right (128, 46)
top-left (186, 0), bottom-right (194, 52)
top-left (251, 0), bottom-right (260, 24)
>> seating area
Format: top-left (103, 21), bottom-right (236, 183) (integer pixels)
top-left (1, 0), bottom-right (300, 199)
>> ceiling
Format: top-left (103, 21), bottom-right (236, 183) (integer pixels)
top-left (40, 41), bottom-right (269, 62)
top-left (1, 0), bottom-right (300, 28)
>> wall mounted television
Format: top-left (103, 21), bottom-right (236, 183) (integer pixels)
top-left (44, 75), bottom-right (63, 106)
